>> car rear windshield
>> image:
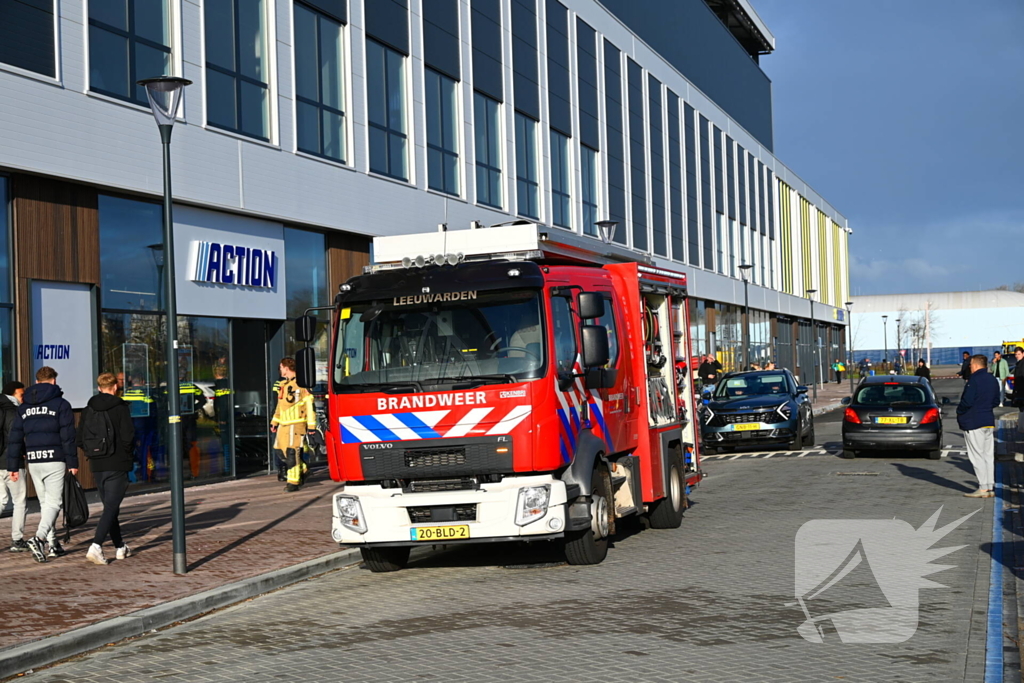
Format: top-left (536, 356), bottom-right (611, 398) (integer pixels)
top-left (713, 374), bottom-right (790, 400)
top-left (854, 383), bottom-right (930, 406)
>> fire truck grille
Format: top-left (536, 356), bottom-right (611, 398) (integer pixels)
top-left (407, 505), bottom-right (477, 524)
top-left (359, 437), bottom-right (514, 479)
top-left (405, 448), bottom-right (466, 468)
top-left (407, 478), bottom-right (478, 493)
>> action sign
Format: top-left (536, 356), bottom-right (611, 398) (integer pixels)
top-left (30, 281), bottom-right (97, 409)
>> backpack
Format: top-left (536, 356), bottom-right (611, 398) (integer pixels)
top-left (81, 406), bottom-right (115, 459)
top-left (62, 471), bottom-right (90, 542)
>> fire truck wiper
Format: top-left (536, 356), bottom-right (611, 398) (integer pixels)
top-left (449, 373), bottom-right (517, 387)
top-left (334, 381), bottom-right (424, 394)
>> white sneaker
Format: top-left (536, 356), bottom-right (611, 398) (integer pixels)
top-left (86, 544), bottom-right (108, 565)
top-left (116, 545), bottom-right (132, 560)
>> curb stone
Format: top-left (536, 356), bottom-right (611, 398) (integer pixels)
top-left (812, 401), bottom-right (844, 417)
top-left (0, 547), bottom-right (364, 680)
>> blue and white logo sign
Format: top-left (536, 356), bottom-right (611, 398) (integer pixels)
top-left (190, 241), bottom-right (278, 289)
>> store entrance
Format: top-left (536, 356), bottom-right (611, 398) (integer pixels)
top-left (232, 319), bottom-right (273, 477)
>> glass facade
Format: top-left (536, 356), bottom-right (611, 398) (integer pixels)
top-left (205, 0), bottom-right (271, 140)
top-left (581, 145), bottom-right (598, 236)
top-left (367, 39), bottom-right (408, 180)
top-left (99, 196), bottom-right (164, 311)
top-left (475, 92), bottom-right (502, 209)
top-left (283, 227), bottom-right (329, 362)
top-left (515, 113), bottom-right (539, 219)
top-left (550, 130), bottom-right (571, 229)
top-left (425, 68), bottom-right (460, 195)
top-left (0, 177), bottom-right (11, 386)
top-left (294, 3), bottom-right (347, 162)
top-left (89, 0), bottom-right (172, 105)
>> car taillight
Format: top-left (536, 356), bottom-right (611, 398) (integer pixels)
top-left (920, 408), bottom-right (940, 424)
top-left (844, 407), bottom-right (861, 424)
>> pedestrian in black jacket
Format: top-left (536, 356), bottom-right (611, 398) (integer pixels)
top-left (958, 351), bottom-right (972, 382)
top-left (914, 359), bottom-right (931, 380)
top-left (79, 373), bottom-right (135, 565)
top-left (0, 381), bottom-right (26, 552)
top-left (7, 366), bottom-right (77, 563)
top-left (957, 355), bottom-right (1001, 498)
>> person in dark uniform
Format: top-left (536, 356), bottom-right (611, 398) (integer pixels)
top-left (958, 351), bottom-right (972, 383)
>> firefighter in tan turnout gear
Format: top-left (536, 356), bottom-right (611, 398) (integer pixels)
top-left (271, 358), bottom-right (316, 492)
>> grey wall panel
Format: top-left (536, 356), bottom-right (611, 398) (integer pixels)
top-left (0, 0), bottom-right (56, 77)
top-left (423, 0), bottom-right (460, 79)
top-left (546, 0), bottom-right (571, 135)
top-left (595, 0), bottom-right (773, 150)
top-left (576, 18), bottom-right (598, 149)
top-left (471, 0), bottom-right (503, 101)
top-left (365, 0), bottom-right (408, 54)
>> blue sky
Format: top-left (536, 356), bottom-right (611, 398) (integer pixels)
top-left (753, 0), bottom-right (1024, 295)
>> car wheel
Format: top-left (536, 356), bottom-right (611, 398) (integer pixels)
top-left (805, 419), bottom-right (815, 448)
top-left (841, 449), bottom-right (856, 459)
top-left (790, 421), bottom-right (804, 450)
top-left (926, 449), bottom-right (942, 460)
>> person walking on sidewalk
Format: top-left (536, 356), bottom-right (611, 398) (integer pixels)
top-left (1012, 346), bottom-right (1024, 412)
top-left (78, 373), bottom-right (135, 566)
top-left (0, 381), bottom-right (26, 552)
top-left (991, 351), bottom-right (1010, 407)
top-left (831, 359), bottom-right (844, 384)
top-left (958, 351), bottom-right (972, 382)
top-left (7, 366), bottom-right (77, 562)
top-left (957, 354), bottom-right (1001, 498)
top-left (271, 358), bottom-right (316, 492)
top-left (915, 359), bottom-right (931, 380)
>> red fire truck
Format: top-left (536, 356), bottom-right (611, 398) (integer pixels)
top-left (295, 223), bottom-right (703, 571)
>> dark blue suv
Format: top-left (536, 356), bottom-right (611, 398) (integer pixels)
top-left (699, 369), bottom-right (814, 453)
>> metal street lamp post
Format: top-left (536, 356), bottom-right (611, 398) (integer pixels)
top-left (595, 219), bottom-right (619, 245)
top-left (138, 75), bottom-right (192, 576)
top-left (895, 317), bottom-right (903, 372)
top-left (882, 315), bottom-right (889, 369)
top-left (806, 289), bottom-right (818, 401)
top-left (739, 263), bottom-right (752, 370)
top-left (845, 301), bottom-right (854, 393)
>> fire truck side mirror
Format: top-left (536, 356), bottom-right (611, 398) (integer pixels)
top-left (581, 325), bottom-right (610, 368)
top-left (578, 293), bottom-right (605, 320)
top-left (295, 347), bottom-right (317, 389)
top-left (295, 315), bottom-right (317, 343)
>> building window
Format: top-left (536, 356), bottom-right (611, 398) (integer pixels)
top-left (89, 0), bottom-right (171, 106)
top-left (0, 0), bottom-right (56, 77)
top-left (551, 130), bottom-right (571, 229)
top-left (515, 112), bottom-right (539, 219)
top-left (284, 227), bottom-right (330, 359)
top-left (205, 0), bottom-right (271, 140)
top-left (475, 92), bottom-right (502, 209)
top-left (294, 2), bottom-right (346, 162)
top-left (581, 145), bottom-right (598, 236)
top-left (425, 68), bottom-right (460, 195)
top-left (99, 196), bottom-right (164, 312)
top-left (366, 38), bottom-right (408, 180)
top-left (0, 177), bottom-right (12, 386)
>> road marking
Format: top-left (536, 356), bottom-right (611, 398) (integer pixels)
top-left (729, 454), bottom-right (743, 460)
top-left (761, 453), bottom-right (775, 458)
top-left (797, 452), bottom-right (807, 457)
top-left (985, 463), bottom-right (1004, 683)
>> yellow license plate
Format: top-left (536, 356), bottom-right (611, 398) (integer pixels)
top-left (733, 423), bottom-right (761, 431)
top-left (410, 525), bottom-right (470, 542)
top-left (875, 416), bottom-right (908, 424)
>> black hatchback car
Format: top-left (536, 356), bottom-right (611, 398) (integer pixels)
top-left (700, 369), bottom-right (814, 453)
top-left (841, 375), bottom-right (945, 459)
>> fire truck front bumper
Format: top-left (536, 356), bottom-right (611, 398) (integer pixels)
top-left (330, 475), bottom-right (568, 546)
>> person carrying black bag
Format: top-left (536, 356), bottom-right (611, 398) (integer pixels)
top-left (78, 373), bottom-right (135, 565)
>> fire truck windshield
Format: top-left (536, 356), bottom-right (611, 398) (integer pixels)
top-left (334, 290), bottom-right (544, 392)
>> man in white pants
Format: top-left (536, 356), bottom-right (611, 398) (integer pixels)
top-left (7, 367), bottom-right (78, 562)
top-left (957, 354), bottom-right (1001, 498)
top-left (0, 381), bottom-right (27, 551)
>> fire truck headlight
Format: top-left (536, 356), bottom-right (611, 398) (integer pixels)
top-left (335, 495), bottom-right (367, 534)
top-left (515, 485), bottom-right (551, 526)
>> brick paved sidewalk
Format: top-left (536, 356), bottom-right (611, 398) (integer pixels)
top-left (807, 379), bottom-right (852, 412)
top-left (0, 470), bottom-right (345, 652)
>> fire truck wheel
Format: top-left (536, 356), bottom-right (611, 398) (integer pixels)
top-left (564, 467), bottom-right (611, 565)
top-left (648, 459), bottom-right (685, 529)
top-left (360, 546), bottom-right (411, 573)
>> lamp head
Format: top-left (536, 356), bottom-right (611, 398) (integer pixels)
top-left (595, 220), bottom-right (619, 245)
top-left (137, 76), bottom-right (193, 128)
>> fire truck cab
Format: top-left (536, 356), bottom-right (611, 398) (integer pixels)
top-left (295, 223), bottom-right (703, 571)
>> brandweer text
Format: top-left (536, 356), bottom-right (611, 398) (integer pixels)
top-left (377, 392), bottom-right (487, 411)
